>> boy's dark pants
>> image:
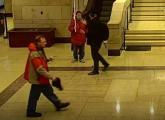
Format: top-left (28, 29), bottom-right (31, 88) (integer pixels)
top-left (73, 45), bottom-right (85, 60)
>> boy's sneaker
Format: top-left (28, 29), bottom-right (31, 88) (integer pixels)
top-left (79, 59), bottom-right (85, 63)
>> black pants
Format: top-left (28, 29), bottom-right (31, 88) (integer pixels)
top-left (27, 84), bottom-right (59, 113)
top-left (90, 43), bottom-right (109, 72)
top-left (73, 45), bottom-right (85, 60)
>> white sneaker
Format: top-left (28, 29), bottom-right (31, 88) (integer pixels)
top-left (79, 59), bottom-right (85, 63)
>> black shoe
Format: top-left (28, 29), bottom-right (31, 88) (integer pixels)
top-left (56, 102), bottom-right (70, 111)
top-left (26, 112), bottom-right (42, 117)
top-left (102, 64), bottom-right (109, 71)
top-left (88, 71), bottom-right (99, 75)
top-left (52, 77), bottom-right (63, 91)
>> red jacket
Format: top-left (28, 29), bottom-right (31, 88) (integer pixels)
top-left (24, 43), bottom-right (50, 85)
top-left (68, 19), bottom-right (87, 46)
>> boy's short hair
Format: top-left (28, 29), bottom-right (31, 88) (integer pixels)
top-left (76, 11), bottom-right (82, 15)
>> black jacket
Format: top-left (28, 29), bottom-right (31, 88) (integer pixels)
top-left (87, 18), bottom-right (104, 46)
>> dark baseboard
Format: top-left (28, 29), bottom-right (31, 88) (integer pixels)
top-left (55, 37), bottom-right (71, 43)
top-left (4, 13), bottom-right (13, 17)
top-left (108, 49), bottom-right (121, 56)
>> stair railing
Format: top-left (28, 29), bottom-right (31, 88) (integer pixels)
top-left (122, 0), bottom-right (132, 50)
top-left (132, 0), bottom-right (135, 8)
top-left (130, 0), bottom-right (135, 22)
top-left (106, 0), bottom-right (134, 55)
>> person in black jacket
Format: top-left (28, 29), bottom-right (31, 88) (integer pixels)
top-left (87, 11), bottom-right (109, 75)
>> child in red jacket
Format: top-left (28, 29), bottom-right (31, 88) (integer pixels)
top-left (68, 11), bottom-right (87, 63)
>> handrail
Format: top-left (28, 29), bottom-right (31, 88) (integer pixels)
top-left (122, 0), bottom-right (134, 49)
top-left (130, 0), bottom-right (134, 22)
top-left (132, 0), bottom-right (135, 8)
top-left (107, 0), bottom-right (132, 53)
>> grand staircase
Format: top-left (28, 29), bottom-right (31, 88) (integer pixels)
top-left (99, 0), bottom-right (114, 23)
top-left (132, 0), bottom-right (165, 21)
top-left (125, 0), bottom-right (165, 46)
top-left (84, 0), bottom-right (115, 23)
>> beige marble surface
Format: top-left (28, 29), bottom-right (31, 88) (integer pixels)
top-left (1, 16), bottom-right (165, 119)
top-left (1, 69), bottom-right (165, 119)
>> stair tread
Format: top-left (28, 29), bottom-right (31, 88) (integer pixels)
top-left (133, 7), bottom-right (165, 11)
top-left (126, 40), bottom-right (165, 46)
top-left (126, 40), bottom-right (165, 41)
top-left (132, 11), bottom-right (164, 16)
top-left (134, 0), bottom-right (165, 2)
top-left (128, 0), bottom-right (165, 46)
top-left (126, 30), bottom-right (165, 34)
top-left (134, 3), bottom-right (165, 7)
top-left (132, 16), bottom-right (165, 21)
top-left (126, 33), bottom-right (165, 37)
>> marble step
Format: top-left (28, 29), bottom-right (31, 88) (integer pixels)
top-left (134, 3), bottom-right (165, 7)
top-left (102, 1), bottom-right (114, 6)
top-left (99, 16), bottom-right (110, 22)
top-left (126, 34), bottom-right (165, 40)
top-left (126, 30), bottom-right (165, 46)
top-left (132, 16), bottom-right (165, 21)
top-left (126, 30), bottom-right (165, 34)
top-left (102, 6), bottom-right (112, 11)
top-left (134, 0), bottom-right (165, 2)
top-left (126, 40), bottom-right (165, 46)
top-left (133, 7), bottom-right (165, 11)
top-left (100, 10), bottom-right (112, 16)
top-left (132, 11), bottom-right (164, 16)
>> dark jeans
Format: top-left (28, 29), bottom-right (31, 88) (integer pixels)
top-left (73, 45), bottom-right (85, 60)
top-left (90, 43), bottom-right (109, 72)
top-left (27, 84), bottom-right (59, 113)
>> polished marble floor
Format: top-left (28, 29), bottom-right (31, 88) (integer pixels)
top-left (1, 18), bottom-right (165, 120)
top-left (129, 21), bottom-right (165, 30)
top-left (1, 37), bottom-right (165, 119)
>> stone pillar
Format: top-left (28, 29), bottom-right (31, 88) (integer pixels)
top-left (4, 0), bottom-right (12, 13)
